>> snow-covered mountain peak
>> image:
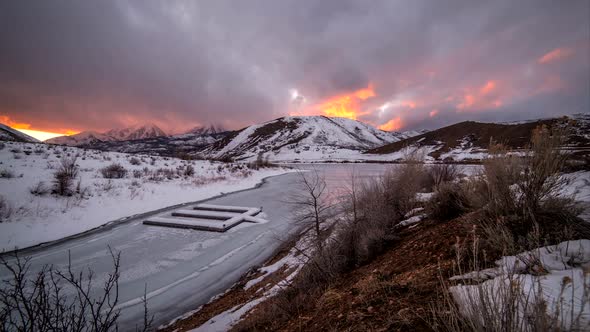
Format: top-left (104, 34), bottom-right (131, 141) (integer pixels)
top-left (184, 124), bottom-right (226, 136)
top-left (206, 115), bottom-right (417, 161)
top-left (47, 124), bottom-right (167, 146)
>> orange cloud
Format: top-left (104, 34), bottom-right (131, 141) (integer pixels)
top-left (479, 80), bottom-right (496, 95)
top-left (0, 115), bottom-right (31, 130)
top-left (0, 114), bottom-right (80, 141)
top-left (429, 109), bottom-right (439, 117)
top-left (295, 84), bottom-right (376, 120)
top-left (379, 117), bottom-right (403, 131)
top-left (538, 48), bottom-right (573, 64)
top-left (456, 80), bottom-right (503, 112)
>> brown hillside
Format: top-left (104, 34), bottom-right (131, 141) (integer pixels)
top-left (367, 119), bottom-right (560, 155)
top-left (233, 215), bottom-right (477, 332)
top-left (368, 115), bottom-right (590, 160)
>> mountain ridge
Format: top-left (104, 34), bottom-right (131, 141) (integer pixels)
top-left (47, 123), bottom-right (167, 146)
top-left (204, 115), bottom-right (413, 162)
top-left (0, 124), bottom-right (40, 143)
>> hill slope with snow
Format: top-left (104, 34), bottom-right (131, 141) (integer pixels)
top-left (367, 113), bottom-right (590, 162)
top-left (0, 124), bottom-right (40, 143)
top-left (205, 116), bottom-right (413, 162)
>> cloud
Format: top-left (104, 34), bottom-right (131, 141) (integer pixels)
top-left (538, 48), bottom-right (574, 64)
top-left (0, 0), bottom-right (588, 133)
top-left (379, 117), bottom-right (403, 131)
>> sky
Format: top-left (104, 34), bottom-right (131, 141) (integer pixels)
top-left (1, 0), bottom-right (589, 139)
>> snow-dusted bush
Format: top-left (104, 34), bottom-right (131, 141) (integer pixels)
top-left (30, 181), bottom-right (49, 196)
top-left (183, 164), bottom-right (195, 177)
top-left (100, 163), bottom-right (128, 179)
top-left (52, 156), bottom-right (79, 196)
top-left (0, 195), bottom-right (11, 221)
top-left (132, 169), bottom-right (142, 178)
top-left (0, 169), bottom-right (14, 179)
top-left (129, 157), bottom-right (141, 165)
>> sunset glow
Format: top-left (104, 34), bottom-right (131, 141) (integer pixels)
top-left (305, 84), bottom-right (376, 120)
top-left (16, 129), bottom-right (77, 141)
top-left (1, 115), bottom-right (79, 141)
top-left (379, 117), bottom-right (403, 131)
top-left (456, 80), bottom-right (503, 111)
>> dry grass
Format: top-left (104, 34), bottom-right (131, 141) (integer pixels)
top-left (429, 231), bottom-right (590, 332)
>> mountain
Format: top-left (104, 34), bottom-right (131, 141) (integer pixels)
top-left (47, 124), bottom-right (167, 146)
top-left (104, 124), bottom-right (167, 141)
top-left (46, 131), bottom-right (114, 146)
top-left (0, 124), bottom-right (40, 143)
top-left (205, 116), bottom-right (412, 162)
top-left (184, 124), bottom-right (226, 136)
top-left (75, 131), bottom-right (228, 156)
top-left (367, 113), bottom-right (590, 162)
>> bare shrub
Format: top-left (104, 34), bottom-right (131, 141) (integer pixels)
top-left (52, 156), bottom-right (79, 196)
top-left (100, 163), bottom-right (128, 179)
top-left (0, 195), bottom-right (12, 221)
top-left (428, 163), bottom-right (460, 190)
top-left (427, 182), bottom-right (472, 221)
top-left (0, 169), bottom-right (14, 179)
top-left (183, 164), bottom-right (195, 177)
top-left (289, 170), bottom-right (333, 251)
top-left (478, 143), bottom-right (521, 215)
top-left (382, 162), bottom-right (428, 219)
top-left (0, 142), bottom-right (4, 150)
top-left (217, 155), bottom-right (234, 163)
top-left (516, 126), bottom-right (570, 221)
top-left (249, 153), bottom-right (273, 170)
top-left (237, 164), bottom-right (430, 329)
top-left (476, 126), bottom-right (580, 240)
top-left (133, 169), bottom-right (143, 178)
top-left (336, 173), bottom-right (402, 269)
top-left (0, 249), bottom-right (154, 332)
top-left (9, 147), bottom-right (21, 153)
top-left (148, 167), bottom-right (176, 181)
top-left (30, 181), bottom-right (49, 196)
top-left (129, 157), bottom-right (141, 165)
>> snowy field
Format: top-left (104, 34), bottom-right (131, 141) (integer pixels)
top-left (0, 141), bottom-right (290, 251)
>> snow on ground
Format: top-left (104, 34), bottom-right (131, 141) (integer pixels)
top-left (560, 171), bottom-right (590, 203)
top-left (0, 141), bottom-right (291, 251)
top-left (450, 239), bottom-right (590, 330)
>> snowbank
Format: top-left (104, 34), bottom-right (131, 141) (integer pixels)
top-left (0, 142), bottom-right (291, 251)
top-left (450, 239), bottom-right (590, 330)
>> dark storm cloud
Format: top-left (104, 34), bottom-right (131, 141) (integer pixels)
top-left (0, 0), bottom-right (588, 133)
